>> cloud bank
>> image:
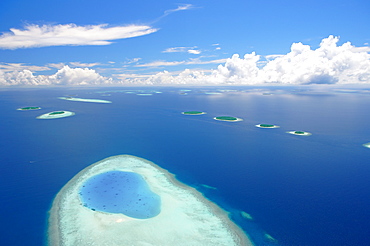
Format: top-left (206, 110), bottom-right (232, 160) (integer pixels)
top-left (138, 36), bottom-right (370, 85)
top-left (0, 66), bottom-right (112, 86)
top-left (0, 24), bottom-right (157, 49)
top-left (1, 36), bottom-right (369, 86)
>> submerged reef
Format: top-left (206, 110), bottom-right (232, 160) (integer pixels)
top-left (48, 155), bottom-right (252, 246)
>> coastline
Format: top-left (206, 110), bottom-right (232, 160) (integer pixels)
top-left (48, 155), bottom-right (252, 246)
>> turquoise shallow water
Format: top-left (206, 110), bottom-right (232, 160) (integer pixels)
top-left (79, 171), bottom-right (161, 219)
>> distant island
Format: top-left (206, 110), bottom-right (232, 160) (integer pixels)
top-left (214, 116), bottom-right (243, 122)
top-left (255, 124), bottom-right (280, 128)
top-left (17, 106), bottom-right (41, 111)
top-left (37, 111), bottom-right (75, 119)
top-left (48, 155), bottom-right (252, 246)
top-left (287, 131), bottom-right (312, 136)
top-left (182, 111), bottom-right (206, 115)
top-left (58, 97), bottom-right (112, 103)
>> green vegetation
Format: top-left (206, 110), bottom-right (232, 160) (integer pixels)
top-left (18, 106), bottom-right (40, 110)
top-left (260, 124), bottom-right (274, 128)
top-left (182, 111), bottom-right (205, 115)
top-left (215, 116), bottom-right (238, 121)
top-left (287, 130), bottom-right (311, 136)
top-left (49, 111), bottom-right (65, 115)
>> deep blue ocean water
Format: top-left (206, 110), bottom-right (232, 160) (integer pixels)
top-left (1, 86), bottom-right (370, 246)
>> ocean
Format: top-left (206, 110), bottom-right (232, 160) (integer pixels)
top-left (1, 86), bottom-right (370, 246)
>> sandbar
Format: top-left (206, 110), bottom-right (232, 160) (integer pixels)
top-left (286, 131), bottom-right (312, 136)
top-left (37, 111), bottom-right (75, 119)
top-left (17, 106), bottom-right (41, 111)
top-left (182, 111), bottom-right (206, 115)
top-left (48, 155), bottom-right (252, 246)
top-left (255, 124), bottom-right (280, 128)
top-left (58, 97), bottom-right (112, 103)
top-left (214, 116), bottom-right (243, 122)
top-left (362, 142), bottom-right (370, 148)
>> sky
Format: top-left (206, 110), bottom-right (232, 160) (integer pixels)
top-left (0, 0), bottom-right (369, 86)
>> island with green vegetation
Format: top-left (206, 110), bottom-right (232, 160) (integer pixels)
top-left (255, 124), bottom-right (280, 128)
top-left (286, 131), bottom-right (312, 136)
top-left (58, 97), bottom-right (112, 103)
top-left (214, 116), bottom-right (243, 122)
top-left (182, 111), bottom-right (206, 115)
top-left (37, 111), bottom-right (75, 119)
top-left (17, 106), bottom-right (41, 111)
top-left (48, 155), bottom-right (252, 246)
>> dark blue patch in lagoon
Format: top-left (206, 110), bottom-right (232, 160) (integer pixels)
top-left (79, 171), bottom-right (161, 219)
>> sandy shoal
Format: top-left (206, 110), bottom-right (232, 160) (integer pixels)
top-left (58, 97), bottom-right (112, 103)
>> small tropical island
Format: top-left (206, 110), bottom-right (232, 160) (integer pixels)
top-left (58, 97), bottom-right (112, 103)
top-left (182, 111), bottom-right (206, 115)
top-left (17, 106), bottom-right (41, 111)
top-left (255, 124), bottom-right (280, 128)
top-left (214, 116), bottom-right (243, 122)
top-left (36, 111), bottom-right (75, 119)
top-left (286, 131), bottom-right (312, 136)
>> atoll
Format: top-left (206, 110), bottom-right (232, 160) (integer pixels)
top-left (48, 155), bottom-right (252, 246)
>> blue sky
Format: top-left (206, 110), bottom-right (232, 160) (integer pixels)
top-left (0, 0), bottom-right (369, 85)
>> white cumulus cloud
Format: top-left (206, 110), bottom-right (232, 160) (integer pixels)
top-left (0, 24), bottom-right (158, 49)
top-left (0, 66), bottom-right (112, 86)
top-left (49, 66), bottom-right (112, 85)
top-left (162, 46), bottom-right (201, 54)
top-left (135, 36), bottom-right (370, 85)
top-left (1, 36), bottom-right (369, 86)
